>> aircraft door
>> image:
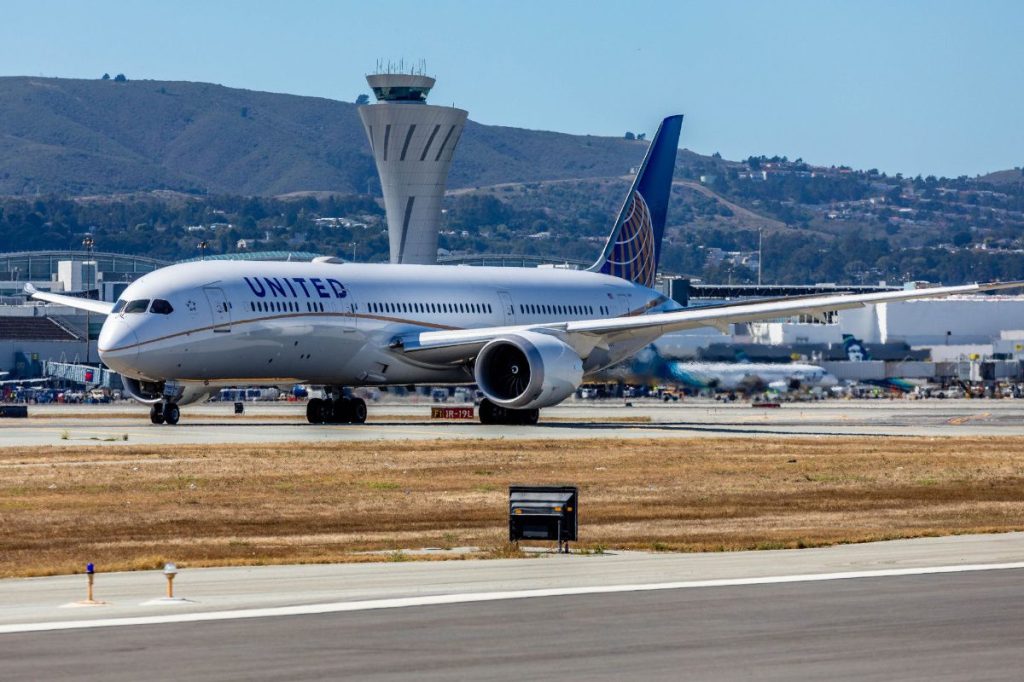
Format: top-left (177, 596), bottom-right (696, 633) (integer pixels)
top-left (343, 297), bottom-right (358, 333)
top-left (498, 291), bottom-right (515, 325)
top-left (203, 287), bottom-right (232, 332)
top-left (617, 293), bottom-right (632, 317)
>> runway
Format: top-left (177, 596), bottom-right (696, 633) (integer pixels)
top-left (6, 572), bottom-right (1024, 681)
top-left (2, 533), bottom-right (1024, 680)
top-left (7, 398), bottom-right (1024, 446)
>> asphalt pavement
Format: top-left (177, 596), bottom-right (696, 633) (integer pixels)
top-left (5, 399), bottom-right (1024, 446)
top-left (3, 568), bottom-right (1023, 681)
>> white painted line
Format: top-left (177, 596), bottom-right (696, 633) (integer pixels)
top-left (4, 561), bottom-right (1024, 634)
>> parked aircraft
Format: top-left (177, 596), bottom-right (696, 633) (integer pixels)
top-left (609, 344), bottom-right (836, 392)
top-left (26, 115), bottom-right (1022, 425)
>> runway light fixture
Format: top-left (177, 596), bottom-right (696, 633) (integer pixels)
top-left (163, 562), bottom-right (178, 599)
top-left (84, 562), bottom-right (99, 603)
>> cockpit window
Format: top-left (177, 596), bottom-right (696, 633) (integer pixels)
top-left (150, 299), bottom-right (174, 315)
top-left (111, 299), bottom-right (127, 314)
top-left (123, 299), bottom-right (150, 314)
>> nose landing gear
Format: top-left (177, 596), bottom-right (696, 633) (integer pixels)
top-left (149, 401), bottom-right (180, 425)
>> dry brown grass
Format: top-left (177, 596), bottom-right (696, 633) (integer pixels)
top-left (3, 436), bottom-right (1024, 578)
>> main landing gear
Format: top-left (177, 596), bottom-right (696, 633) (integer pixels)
top-left (306, 397), bottom-right (367, 424)
top-left (149, 401), bottom-right (180, 426)
top-left (478, 398), bottom-right (540, 425)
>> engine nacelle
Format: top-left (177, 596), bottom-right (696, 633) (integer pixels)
top-left (475, 332), bottom-right (583, 410)
top-left (122, 377), bottom-right (209, 406)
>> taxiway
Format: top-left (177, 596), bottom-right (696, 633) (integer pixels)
top-left (6, 398), bottom-right (1024, 446)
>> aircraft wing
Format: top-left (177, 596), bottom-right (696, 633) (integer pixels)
top-left (0, 377), bottom-right (50, 386)
top-left (395, 281), bottom-right (1024, 365)
top-left (24, 284), bottom-right (114, 315)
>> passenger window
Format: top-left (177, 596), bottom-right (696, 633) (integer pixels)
top-left (112, 299), bottom-right (127, 314)
top-left (150, 299), bottom-right (174, 315)
top-left (124, 299), bottom-right (150, 314)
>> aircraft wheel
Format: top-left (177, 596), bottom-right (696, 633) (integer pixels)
top-left (307, 398), bottom-right (324, 424)
top-left (479, 398), bottom-right (499, 425)
top-left (332, 398), bottom-right (353, 424)
top-left (149, 403), bottom-right (165, 425)
top-left (163, 402), bottom-right (180, 426)
top-left (521, 408), bottom-right (540, 425)
top-left (350, 398), bottom-right (367, 424)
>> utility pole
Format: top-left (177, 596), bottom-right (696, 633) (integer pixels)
top-left (82, 235), bottom-right (95, 365)
top-left (757, 228), bottom-right (763, 286)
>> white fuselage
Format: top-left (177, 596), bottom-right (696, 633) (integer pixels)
top-left (98, 261), bottom-right (675, 390)
top-left (669, 362), bottom-right (838, 391)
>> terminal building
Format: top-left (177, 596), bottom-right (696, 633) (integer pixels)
top-left (358, 68), bottom-right (467, 264)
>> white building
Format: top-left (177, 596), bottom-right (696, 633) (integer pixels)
top-left (749, 295), bottom-right (1024, 349)
top-left (358, 72), bottom-right (467, 264)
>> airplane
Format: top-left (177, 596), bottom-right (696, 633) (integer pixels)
top-left (24, 114), bottom-right (1023, 426)
top-left (840, 334), bottom-right (918, 393)
top-left (607, 344), bottom-right (838, 393)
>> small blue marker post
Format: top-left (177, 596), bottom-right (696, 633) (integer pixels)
top-left (85, 563), bottom-right (95, 602)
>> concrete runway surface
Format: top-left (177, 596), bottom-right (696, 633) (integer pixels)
top-left (2, 534), bottom-right (1024, 680)
top-left (6, 399), bottom-right (1024, 446)
top-left (5, 571), bottom-right (1024, 681)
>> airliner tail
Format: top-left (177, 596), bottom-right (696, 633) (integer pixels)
top-left (589, 114), bottom-right (683, 287)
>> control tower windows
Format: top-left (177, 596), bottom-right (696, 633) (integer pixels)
top-left (371, 86), bottom-right (429, 103)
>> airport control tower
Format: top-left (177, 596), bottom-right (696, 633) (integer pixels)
top-left (359, 66), bottom-right (468, 264)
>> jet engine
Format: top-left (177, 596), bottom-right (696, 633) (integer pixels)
top-left (474, 332), bottom-right (583, 410)
top-left (121, 377), bottom-right (209, 406)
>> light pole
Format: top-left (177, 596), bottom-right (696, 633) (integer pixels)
top-left (757, 228), bottom-right (763, 286)
top-left (198, 240), bottom-right (209, 261)
top-left (82, 235), bottom-right (95, 365)
top-left (349, 241), bottom-right (357, 262)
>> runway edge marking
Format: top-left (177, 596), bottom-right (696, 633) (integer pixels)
top-left (4, 561), bottom-right (1024, 634)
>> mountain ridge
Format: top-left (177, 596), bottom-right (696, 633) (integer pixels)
top-left (0, 76), bottom-right (655, 197)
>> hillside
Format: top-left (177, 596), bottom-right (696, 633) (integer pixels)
top-left (978, 168), bottom-right (1024, 186)
top-left (3, 76), bottom-right (1024, 286)
top-left (0, 76), bottom-right (650, 196)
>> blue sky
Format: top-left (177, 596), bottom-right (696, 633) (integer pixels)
top-left (2, 0), bottom-right (1021, 177)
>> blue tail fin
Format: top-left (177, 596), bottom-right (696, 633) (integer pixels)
top-left (842, 334), bottom-right (871, 361)
top-left (589, 114), bottom-right (683, 287)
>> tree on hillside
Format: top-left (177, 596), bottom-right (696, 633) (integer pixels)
top-left (101, 73), bottom-right (110, 80)
top-left (624, 132), bottom-right (635, 140)
top-left (355, 94), bottom-right (369, 105)
top-left (114, 73), bottom-right (127, 82)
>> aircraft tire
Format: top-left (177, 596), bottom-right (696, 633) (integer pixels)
top-left (350, 398), bottom-right (367, 424)
top-left (149, 403), bottom-right (165, 425)
top-left (307, 398), bottom-right (324, 424)
top-left (478, 398), bottom-right (499, 425)
top-left (332, 398), bottom-right (353, 424)
top-left (163, 403), bottom-right (180, 425)
top-left (521, 408), bottom-right (540, 425)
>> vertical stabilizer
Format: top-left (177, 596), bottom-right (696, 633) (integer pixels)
top-left (589, 114), bottom-right (683, 286)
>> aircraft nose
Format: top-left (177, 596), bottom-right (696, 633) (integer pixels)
top-left (97, 317), bottom-right (139, 371)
